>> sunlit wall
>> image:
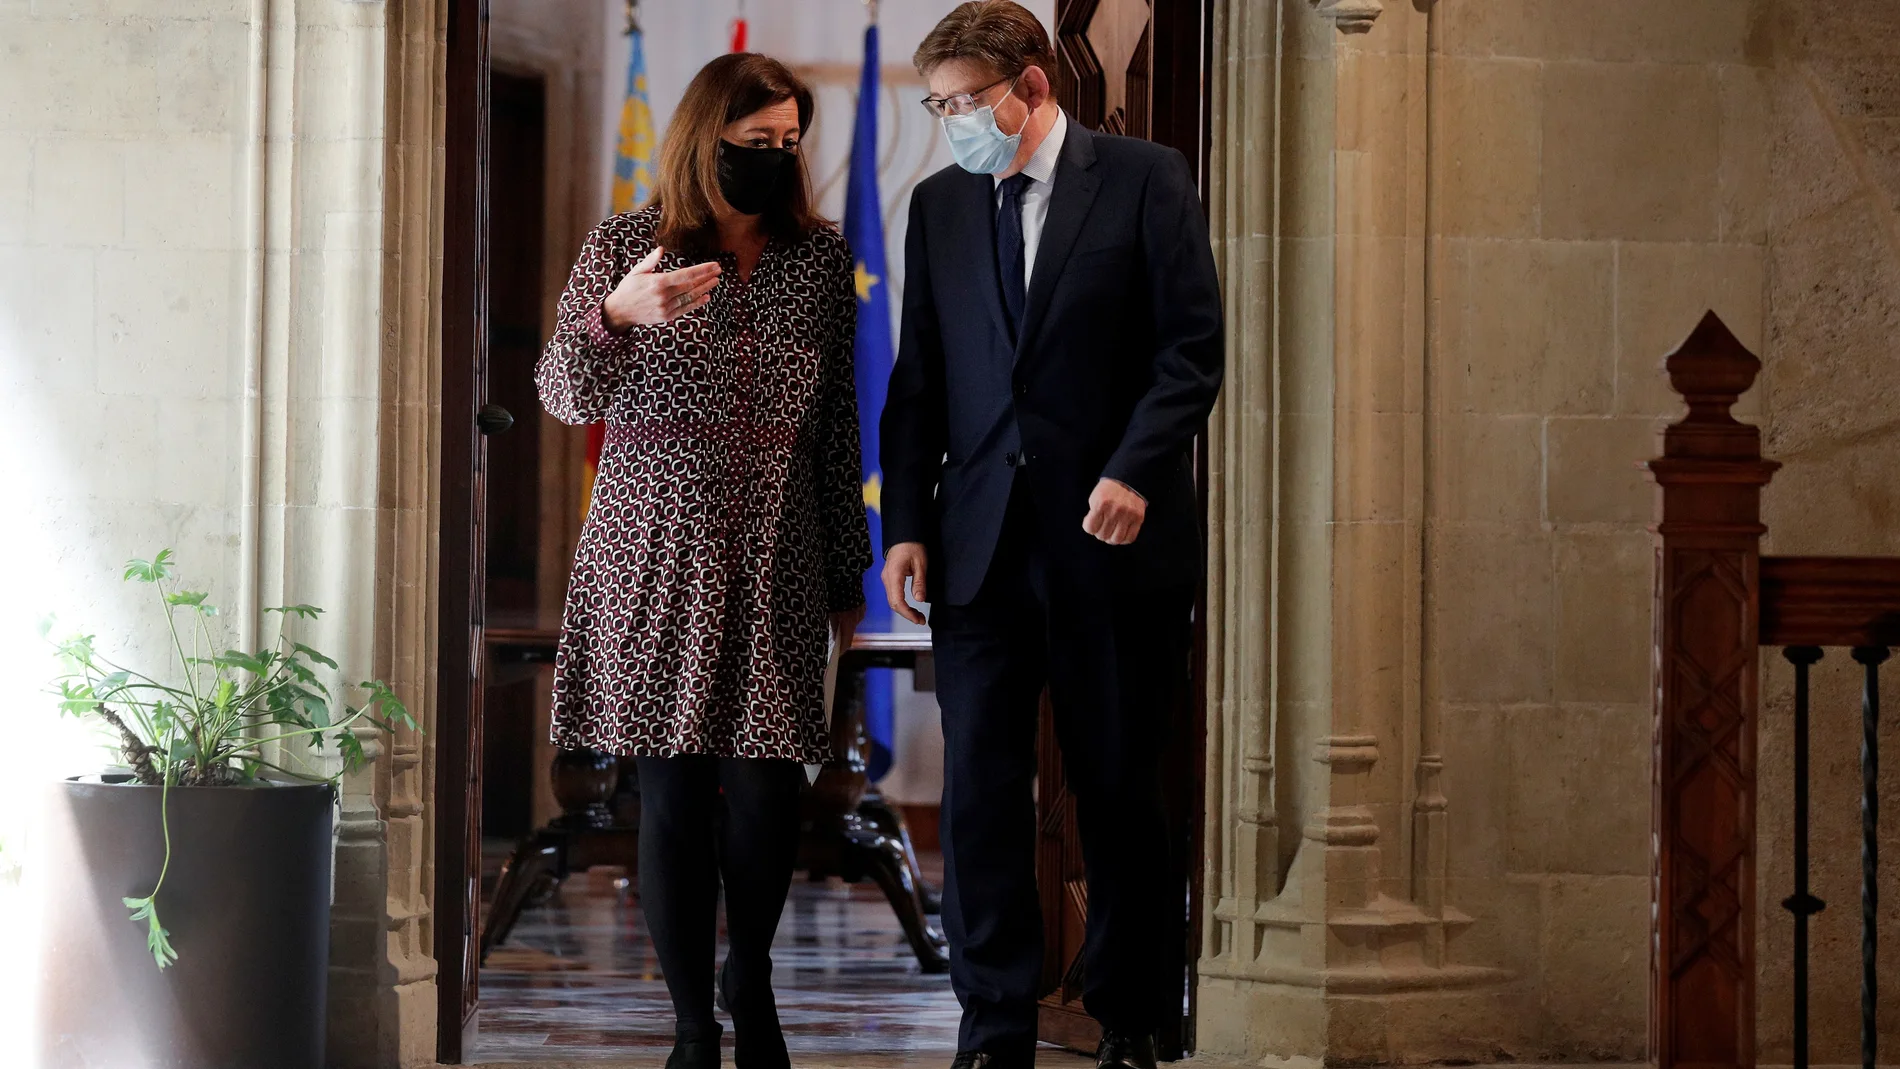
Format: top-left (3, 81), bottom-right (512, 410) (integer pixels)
top-left (0, 3), bottom-right (352, 1063)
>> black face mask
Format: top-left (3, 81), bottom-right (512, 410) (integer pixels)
top-left (717, 140), bottom-right (797, 216)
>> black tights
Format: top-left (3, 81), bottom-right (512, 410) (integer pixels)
top-left (635, 755), bottom-right (805, 1050)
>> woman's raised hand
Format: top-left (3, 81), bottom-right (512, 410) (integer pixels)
top-left (601, 246), bottom-right (722, 331)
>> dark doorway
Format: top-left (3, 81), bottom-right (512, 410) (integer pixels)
top-left (481, 70), bottom-right (549, 844)
top-left (438, 2), bottom-right (1215, 1063)
top-left (1039, 0), bottom-right (1212, 1060)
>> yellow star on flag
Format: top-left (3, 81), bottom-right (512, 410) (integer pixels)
top-left (855, 260), bottom-right (880, 303)
top-left (862, 472), bottom-right (882, 515)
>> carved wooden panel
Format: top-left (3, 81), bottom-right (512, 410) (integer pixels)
top-left (1056, 0), bottom-right (1152, 135)
top-left (1659, 547), bottom-right (1754, 1055)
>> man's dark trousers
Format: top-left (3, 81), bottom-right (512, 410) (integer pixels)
top-left (931, 475), bottom-right (1192, 1058)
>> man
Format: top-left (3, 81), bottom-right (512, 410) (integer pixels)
top-left (879, 4), bottom-right (1223, 1069)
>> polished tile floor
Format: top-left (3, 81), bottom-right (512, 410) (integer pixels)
top-left (473, 859), bottom-right (968, 1065)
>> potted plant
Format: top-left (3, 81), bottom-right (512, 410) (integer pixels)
top-left (33, 550), bottom-right (414, 1069)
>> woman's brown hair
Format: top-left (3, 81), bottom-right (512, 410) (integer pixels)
top-left (651, 53), bottom-right (824, 257)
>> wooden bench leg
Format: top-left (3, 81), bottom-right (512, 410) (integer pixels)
top-left (481, 839), bottom-right (561, 962)
top-left (857, 793), bottom-right (942, 914)
top-left (842, 813), bottom-right (949, 973)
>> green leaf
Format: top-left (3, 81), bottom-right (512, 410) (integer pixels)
top-left (336, 730), bottom-right (367, 770)
top-left (291, 642), bottom-right (339, 670)
top-left (265, 604), bottom-right (324, 620)
top-left (123, 896), bottom-right (178, 970)
top-left (361, 680), bottom-right (418, 732)
top-left (56, 680), bottom-right (101, 718)
top-left (214, 650), bottom-right (270, 676)
top-left (56, 633), bottom-right (98, 666)
top-left (123, 550), bottom-right (175, 584)
top-left (213, 678), bottom-right (236, 711)
top-left (151, 701), bottom-right (176, 738)
top-left (285, 682), bottom-right (327, 707)
top-left (164, 590), bottom-right (208, 608)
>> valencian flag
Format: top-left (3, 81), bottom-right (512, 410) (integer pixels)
top-left (585, 9), bottom-right (658, 515)
top-left (847, 15), bottom-right (897, 781)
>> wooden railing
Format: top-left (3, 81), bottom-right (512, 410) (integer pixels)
top-left (1647, 312), bottom-right (1891, 1069)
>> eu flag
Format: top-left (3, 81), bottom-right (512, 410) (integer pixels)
top-left (846, 20), bottom-right (897, 781)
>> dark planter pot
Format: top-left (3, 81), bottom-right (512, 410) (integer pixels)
top-left (36, 775), bottom-right (335, 1069)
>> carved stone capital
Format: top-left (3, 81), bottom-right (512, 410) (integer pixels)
top-left (1309, 0), bottom-right (1382, 34)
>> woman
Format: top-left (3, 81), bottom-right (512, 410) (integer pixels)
top-left (535, 53), bottom-right (870, 1069)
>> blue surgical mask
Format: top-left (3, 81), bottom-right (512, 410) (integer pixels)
top-left (942, 104), bottom-right (1024, 175)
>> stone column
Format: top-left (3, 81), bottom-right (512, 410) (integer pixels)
top-left (226, 0), bottom-right (410, 1063)
top-left (246, 1), bottom-right (446, 1064)
top-left (361, 1), bottom-right (449, 1065)
top-left (1197, 0), bottom-right (1513, 1060)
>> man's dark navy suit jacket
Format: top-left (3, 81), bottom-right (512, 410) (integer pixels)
top-left (880, 120), bottom-right (1225, 606)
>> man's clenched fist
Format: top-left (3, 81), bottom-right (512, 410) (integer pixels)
top-left (1082, 478), bottom-right (1145, 545)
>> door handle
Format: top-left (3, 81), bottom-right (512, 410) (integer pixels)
top-left (476, 404), bottom-right (514, 436)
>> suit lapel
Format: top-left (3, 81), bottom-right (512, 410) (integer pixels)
top-left (949, 168), bottom-right (1013, 349)
top-left (1015, 122), bottom-right (1100, 361)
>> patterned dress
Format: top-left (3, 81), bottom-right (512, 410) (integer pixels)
top-left (535, 206), bottom-right (871, 763)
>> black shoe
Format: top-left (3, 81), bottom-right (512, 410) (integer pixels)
top-left (951, 1052), bottom-right (1032, 1069)
top-left (665, 1027), bottom-right (723, 1069)
top-left (718, 959), bottom-right (790, 1069)
top-left (1095, 1032), bottom-right (1157, 1069)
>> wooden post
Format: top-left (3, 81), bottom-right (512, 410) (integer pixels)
top-left (1644, 312), bottom-right (1779, 1069)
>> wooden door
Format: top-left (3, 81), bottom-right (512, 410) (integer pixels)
top-left (480, 70), bottom-right (548, 844)
top-left (436, 0), bottom-right (492, 1060)
top-left (1039, 0), bottom-right (1210, 1058)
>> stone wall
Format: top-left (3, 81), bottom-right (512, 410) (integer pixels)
top-left (0, 3), bottom-right (259, 698)
top-left (1427, 0), bottom-right (1771, 1058)
top-left (0, 1), bottom-right (444, 1065)
top-left (0, 3), bottom-right (262, 1053)
top-left (1199, 0), bottom-right (1784, 1061)
top-left (1756, 0), bottom-right (1900, 1061)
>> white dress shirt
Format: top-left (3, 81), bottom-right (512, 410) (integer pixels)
top-left (993, 108), bottom-right (1068, 292)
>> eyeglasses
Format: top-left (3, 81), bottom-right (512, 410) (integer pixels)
top-left (920, 75), bottom-right (1018, 118)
